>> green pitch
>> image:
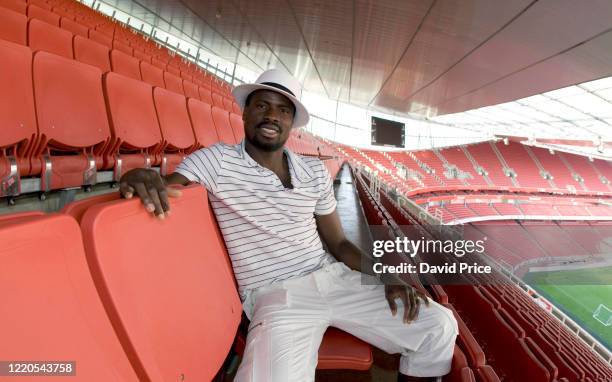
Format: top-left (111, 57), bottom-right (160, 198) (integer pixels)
top-left (523, 266), bottom-right (612, 351)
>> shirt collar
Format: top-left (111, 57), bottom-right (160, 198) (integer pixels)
top-left (239, 139), bottom-right (314, 186)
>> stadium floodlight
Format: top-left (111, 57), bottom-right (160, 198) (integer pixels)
top-left (593, 304), bottom-right (612, 326)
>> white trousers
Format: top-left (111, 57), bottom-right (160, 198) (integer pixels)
top-left (235, 262), bottom-right (458, 382)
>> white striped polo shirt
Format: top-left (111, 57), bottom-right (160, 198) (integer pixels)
top-left (175, 139), bottom-right (337, 298)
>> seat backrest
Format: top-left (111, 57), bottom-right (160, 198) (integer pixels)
top-left (232, 102), bottom-right (241, 115)
top-left (28, 18), bottom-right (74, 59)
top-left (153, 87), bottom-right (195, 151)
top-left (222, 96), bottom-right (234, 112)
top-left (229, 112), bottom-right (245, 142)
top-left (112, 39), bottom-right (132, 55)
top-left (163, 71), bottom-right (184, 95)
top-left (187, 99), bottom-right (219, 148)
top-left (133, 49), bottom-right (150, 63)
top-left (140, 61), bottom-right (164, 88)
top-left (62, 191), bottom-right (120, 222)
top-left (89, 29), bottom-right (112, 48)
top-left (0, 0), bottom-right (26, 14)
top-left (110, 49), bottom-right (141, 80)
top-left (0, 40), bottom-right (37, 157)
top-left (0, 6), bottom-right (27, 44)
top-left (183, 80), bottom-right (199, 99)
top-left (198, 86), bottom-right (213, 105)
top-left (33, 51), bottom-right (109, 152)
top-left (211, 91), bottom-right (224, 108)
top-left (150, 56), bottom-right (167, 70)
top-left (0, 214), bottom-right (139, 381)
top-left (166, 64), bottom-right (180, 76)
top-left (211, 106), bottom-right (237, 144)
top-left (80, 185), bottom-right (242, 381)
top-left (104, 72), bottom-right (163, 152)
top-left (73, 35), bottom-right (110, 72)
top-left (27, 4), bottom-right (59, 25)
top-left (60, 16), bottom-right (88, 37)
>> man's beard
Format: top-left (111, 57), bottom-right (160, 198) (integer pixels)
top-left (247, 135), bottom-right (285, 152)
top-left (247, 122), bottom-right (287, 152)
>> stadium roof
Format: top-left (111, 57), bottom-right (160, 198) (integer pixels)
top-left (430, 76), bottom-right (612, 156)
top-left (106, 0), bottom-right (612, 117)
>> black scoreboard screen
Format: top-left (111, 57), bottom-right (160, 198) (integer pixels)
top-left (371, 116), bottom-right (405, 148)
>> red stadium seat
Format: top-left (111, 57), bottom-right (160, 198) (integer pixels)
top-left (316, 327), bottom-right (373, 370)
top-left (103, 72), bottom-right (163, 179)
top-left (80, 185), bottom-right (242, 381)
top-left (229, 112), bottom-right (244, 142)
top-left (133, 49), bottom-right (150, 63)
top-left (475, 365), bottom-right (501, 382)
top-left (112, 39), bottom-right (132, 55)
top-left (32, 51), bottom-right (110, 190)
top-left (444, 304), bottom-right (486, 368)
top-left (27, 4), bottom-right (59, 25)
top-left (110, 49), bottom-right (141, 80)
top-left (163, 71), bottom-right (184, 94)
top-left (151, 56), bottom-right (166, 70)
top-left (0, 0), bottom-right (26, 14)
top-left (199, 86), bottom-right (213, 105)
top-left (62, 191), bottom-right (120, 222)
top-left (0, 40), bottom-right (37, 197)
top-left (166, 64), bottom-right (180, 76)
top-left (186, 99), bottom-right (220, 148)
top-left (232, 102), bottom-right (241, 115)
top-left (73, 35), bottom-right (110, 72)
top-left (59, 16), bottom-right (87, 37)
top-left (211, 106), bottom-right (237, 145)
top-left (152, 87), bottom-right (195, 174)
top-left (222, 96), bottom-right (234, 112)
top-left (89, 29), bottom-right (112, 48)
top-left (0, 6), bottom-right (26, 44)
top-left (0, 210), bottom-right (43, 221)
top-left (28, 18), bottom-right (73, 58)
top-left (0, 214), bottom-right (139, 381)
top-left (27, 0), bottom-right (50, 10)
top-left (140, 61), bottom-right (164, 88)
top-left (183, 80), bottom-right (199, 99)
top-left (211, 91), bottom-right (224, 108)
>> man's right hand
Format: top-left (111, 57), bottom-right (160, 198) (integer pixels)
top-left (119, 168), bottom-right (183, 219)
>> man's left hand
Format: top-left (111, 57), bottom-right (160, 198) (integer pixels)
top-left (385, 284), bottom-right (430, 324)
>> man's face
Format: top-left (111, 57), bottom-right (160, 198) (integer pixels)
top-left (242, 90), bottom-right (295, 152)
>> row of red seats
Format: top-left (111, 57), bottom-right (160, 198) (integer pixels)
top-left (0, 185), bottom-right (242, 381)
top-left (379, 184), bottom-right (612, 381)
top-left (1, 184), bottom-right (377, 379)
top-left (0, 39), bottom-right (245, 196)
top-left (1, 0), bottom-right (233, 97)
top-left (352, 170), bottom-right (494, 382)
top-left (336, 141), bottom-right (612, 197)
top-left (0, 4), bottom-right (240, 114)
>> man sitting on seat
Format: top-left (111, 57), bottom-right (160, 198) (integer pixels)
top-left (119, 69), bottom-right (458, 382)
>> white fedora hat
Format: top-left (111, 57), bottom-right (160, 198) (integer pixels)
top-left (232, 69), bottom-right (310, 128)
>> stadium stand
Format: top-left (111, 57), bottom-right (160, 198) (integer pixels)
top-left (0, 0), bottom-right (610, 380)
